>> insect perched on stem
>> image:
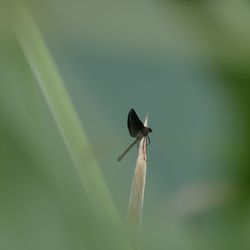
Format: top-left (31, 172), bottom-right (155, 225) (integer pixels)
top-left (117, 109), bottom-right (152, 162)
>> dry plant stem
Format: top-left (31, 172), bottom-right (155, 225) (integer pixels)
top-left (128, 116), bottom-right (149, 228)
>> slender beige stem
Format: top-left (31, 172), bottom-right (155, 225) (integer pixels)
top-left (128, 116), bottom-right (149, 227)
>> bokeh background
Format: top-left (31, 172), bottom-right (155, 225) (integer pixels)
top-left (1, 0), bottom-right (250, 249)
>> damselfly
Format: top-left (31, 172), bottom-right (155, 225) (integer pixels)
top-left (117, 109), bottom-right (152, 161)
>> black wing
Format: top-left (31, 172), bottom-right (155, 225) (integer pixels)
top-left (127, 109), bottom-right (144, 137)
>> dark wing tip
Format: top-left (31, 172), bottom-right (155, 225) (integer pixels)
top-left (128, 109), bottom-right (136, 121)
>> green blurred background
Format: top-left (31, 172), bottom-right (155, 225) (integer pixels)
top-left (1, 0), bottom-right (250, 249)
